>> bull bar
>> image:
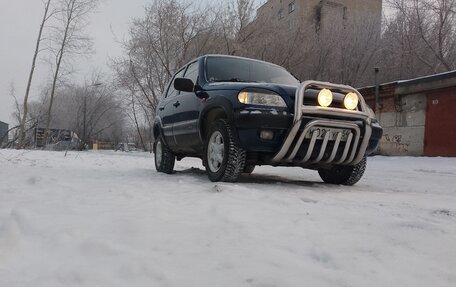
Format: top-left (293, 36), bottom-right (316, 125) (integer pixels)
top-left (271, 81), bottom-right (372, 165)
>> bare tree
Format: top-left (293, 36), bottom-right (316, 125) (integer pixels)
top-left (18, 0), bottom-right (54, 149)
top-left (9, 83), bottom-right (21, 146)
top-left (382, 0), bottom-right (456, 82)
top-left (28, 75), bottom-right (124, 148)
top-left (4, 83), bottom-right (38, 148)
top-left (113, 0), bottom-right (219, 147)
top-left (10, 83), bottom-right (21, 130)
top-left (312, 17), bottom-right (382, 86)
top-left (128, 0), bottom-right (209, 98)
top-left (44, 0), bottom-right (99, 143)
top-left (239, 6), bottom-right (383, 87)
top-left (72, 80), bottom-right (124, 148)
top-left (128, 93), bottom-right (147, 150)
top-left (217, 0), bottom-right (256, 55)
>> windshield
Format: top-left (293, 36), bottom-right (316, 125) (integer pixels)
top-left (206, 57), bottom-right (299, 86)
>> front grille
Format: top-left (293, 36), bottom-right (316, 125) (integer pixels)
top-left (283, 120), bottom-right (361, 165)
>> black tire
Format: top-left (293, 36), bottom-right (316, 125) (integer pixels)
top-left (154, 136), bottom-right (175, 174)
top-left (204, 119), bottom-right (246, 182)
top-left (318, 157), bottom-right (367, 186)
top-left (243, 164), bottom-right (255, 174)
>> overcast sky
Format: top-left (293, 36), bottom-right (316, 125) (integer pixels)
top-left (0, 0), bottom-right (269, 125)
top-left (0, 0), bottom-right (159, 124)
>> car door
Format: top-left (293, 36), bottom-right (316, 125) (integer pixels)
top-left (172, 61), bottom-right (203, 153)
top-left (157, 68), bottom-right (186, 149)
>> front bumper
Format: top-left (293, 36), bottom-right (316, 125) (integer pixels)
top-left (234, 81), bottom-right (382, 166)
top-left (234, 108), bottom-right (292, 153)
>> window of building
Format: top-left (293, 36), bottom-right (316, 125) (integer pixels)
top-left (288, 19), bottom-right (296, 30)
top-left (289, 1), bottom-right (295, 13)
top-left (278, 8), bottom-right (284, 19)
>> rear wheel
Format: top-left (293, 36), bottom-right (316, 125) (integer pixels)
top-left (154, 136), bottom-right (175, 174)
top-left (318, 157), bottom-right (367, 186)
top-left (204, 119), bottom-right (246, 182)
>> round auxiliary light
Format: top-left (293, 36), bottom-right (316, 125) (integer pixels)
top-left (317, 89), bottom-right (333, 107)
top-left (344, 92), bottom-right (359, 110)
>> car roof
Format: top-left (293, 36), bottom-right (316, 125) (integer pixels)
top-left (184, 54), bottom-right (286, 70)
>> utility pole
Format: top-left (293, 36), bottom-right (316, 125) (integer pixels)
top-left (374, 67), bottom-right (381, 114)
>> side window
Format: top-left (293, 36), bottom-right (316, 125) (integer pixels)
top-left (184, 61), bottom-right (199, 86)
top-left (165, 68), bottom-right (185, 98)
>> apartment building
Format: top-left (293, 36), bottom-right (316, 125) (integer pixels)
top-left (254, 0), bottom-right (382, 34)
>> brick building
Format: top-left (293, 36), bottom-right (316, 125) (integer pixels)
top-left (359, 71), bottom-right (456, 157)
top-left (243, 0), bottom-right (383, 85)
top-left (253, 0), bottom-right (382, 34)
top-left (0, 121), bottom-right (8, 145)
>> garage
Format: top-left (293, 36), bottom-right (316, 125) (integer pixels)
top-left (425, 87), bottom-right (456, 156)
top-left (359, 70), bottom-right (456, 157)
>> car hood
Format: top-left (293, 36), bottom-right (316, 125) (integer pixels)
top-left (204, 82), bottom-right (298, 98)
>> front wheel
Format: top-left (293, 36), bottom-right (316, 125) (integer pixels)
top-left (318, 157), bottom-right (367, 186)
top-left (154, 136), bottom-right (175, 174)
top-left (204, 119), bottom-right (246, 182)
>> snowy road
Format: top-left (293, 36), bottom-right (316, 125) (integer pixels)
top-left (0, 150), bottom-right (455, 287)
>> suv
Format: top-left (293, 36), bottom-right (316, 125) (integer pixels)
top-left (153, 55), bottom-right (382, 185)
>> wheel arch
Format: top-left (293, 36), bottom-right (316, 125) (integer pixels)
top-left (153, 117), bottom-right (163, 141)
top-left (153, 117), bottom-right (173, 149)
top-left (199, 97), bottom-right (235, 142)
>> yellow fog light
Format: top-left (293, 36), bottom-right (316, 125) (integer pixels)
top-left (318, 89), bottom-right (333, 107)
top-left (344, 92), bottom-right (359, 110)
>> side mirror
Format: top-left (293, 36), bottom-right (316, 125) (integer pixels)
top-left (174, 78), bottom-right (194, 93)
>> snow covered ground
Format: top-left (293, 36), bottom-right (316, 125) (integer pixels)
top-left (0, 149), bottom-right (455, 287)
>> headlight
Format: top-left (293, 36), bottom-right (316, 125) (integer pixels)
top-left (344, 92), bottom-right (359, 110)
top-left (318, 89), bottom-right (333, 107)
top-left (238, 91), bottom-right (286, 107)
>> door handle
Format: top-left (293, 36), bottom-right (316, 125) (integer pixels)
top-left (173, 101), bottom-right (180, 108)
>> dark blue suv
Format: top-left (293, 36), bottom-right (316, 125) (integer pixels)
top-left (153, 55), bottom-right (382, 185)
